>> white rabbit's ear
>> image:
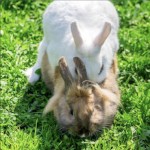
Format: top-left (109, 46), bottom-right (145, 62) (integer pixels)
top-left (94, 22), bottom-right (111, 47)
top-left (71, 22), bottom-right (83, 48)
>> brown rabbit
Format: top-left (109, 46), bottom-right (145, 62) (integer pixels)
top-left (42, 53), bottom-right (120, 137)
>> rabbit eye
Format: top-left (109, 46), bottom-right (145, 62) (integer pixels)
top-left (98, 65), bottom-right (103, 75)
top-left (70, 109), bottom-right (74, 115)
top-left (95, 105), bottom-right (102, 111)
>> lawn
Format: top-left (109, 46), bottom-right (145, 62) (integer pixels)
top-left (0, 0), bottom-right (150, 149)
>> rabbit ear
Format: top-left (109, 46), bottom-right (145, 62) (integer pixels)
top-left (59, 57), bottom-right (74, 88)
top-left (73, 57), bottom-right (88, 84)
top-left (94, 22), bottom-right (111, 47)
top-left (71, 22), bottom-right (83, 48)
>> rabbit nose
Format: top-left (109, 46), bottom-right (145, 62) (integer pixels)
top-left (79, 128), bottom-right (89, 136)
top-left (59, 126), bottom-right (67, 134)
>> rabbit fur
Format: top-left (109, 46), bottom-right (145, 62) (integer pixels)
top-left (24, 0), bottom-right (119, 84)
top-left (42, 53), bottom-right (120, 137)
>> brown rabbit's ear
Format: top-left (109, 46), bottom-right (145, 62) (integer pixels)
top-left (59, 57), bottom-right (74, 89)
top-left (71, 22), bottom-right (83, 48)
top-left (73, 57), bottom-right (88, 84)
top-left (94, 22), bottom-right (111, 47)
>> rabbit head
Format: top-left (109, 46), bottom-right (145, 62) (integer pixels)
top-left (71, 21), bottom-right (111, 56)
top-left (70, 21), bottom-right (114, 83)
top-left (57, 57), bottom-right (119, 137)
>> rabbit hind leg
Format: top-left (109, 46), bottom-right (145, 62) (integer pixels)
top-left (24, 38), bottom-right (47, 84)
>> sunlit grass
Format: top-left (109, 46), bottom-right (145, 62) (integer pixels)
top-left (1, 0), bottom-right (150, 149)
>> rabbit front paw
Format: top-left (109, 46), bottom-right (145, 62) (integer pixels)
top-left (24, 66), bottom-right (40, 84)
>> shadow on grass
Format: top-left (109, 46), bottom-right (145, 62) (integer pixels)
top-left (14, 79), bottom-right (101, 149)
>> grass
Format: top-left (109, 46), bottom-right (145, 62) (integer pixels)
top-left (0, 0), bottom-right (150, 149)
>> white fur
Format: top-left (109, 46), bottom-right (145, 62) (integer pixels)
top-left (24, 38), bottom-right (47, 83)
top-left (25, 0), bottom-right (119, 83)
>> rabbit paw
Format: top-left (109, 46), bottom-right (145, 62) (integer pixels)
top-left (82, 80), bottom-right (98, 88)
top-left (24, 66), bottom-right (40, 84)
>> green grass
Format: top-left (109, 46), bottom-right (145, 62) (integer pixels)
top-left (0, 0), bottom-right (150, 149)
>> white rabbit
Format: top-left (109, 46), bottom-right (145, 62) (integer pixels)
top-left (25, 0), bottom-right (119, 84)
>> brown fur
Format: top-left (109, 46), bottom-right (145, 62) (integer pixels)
top-left (42, 53), bottom-right (64, 114)
top-left (41, 52), bottom-right (54, 92)
top-left (42, 52), bottom-right (120, 137)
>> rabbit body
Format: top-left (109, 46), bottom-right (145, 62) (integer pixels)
top-left (24, 0), bottom-right (120, 137)
top-left (25, 0), bottom-right (119, 84)
top-left (42, 53), bottom-right (120, 137)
